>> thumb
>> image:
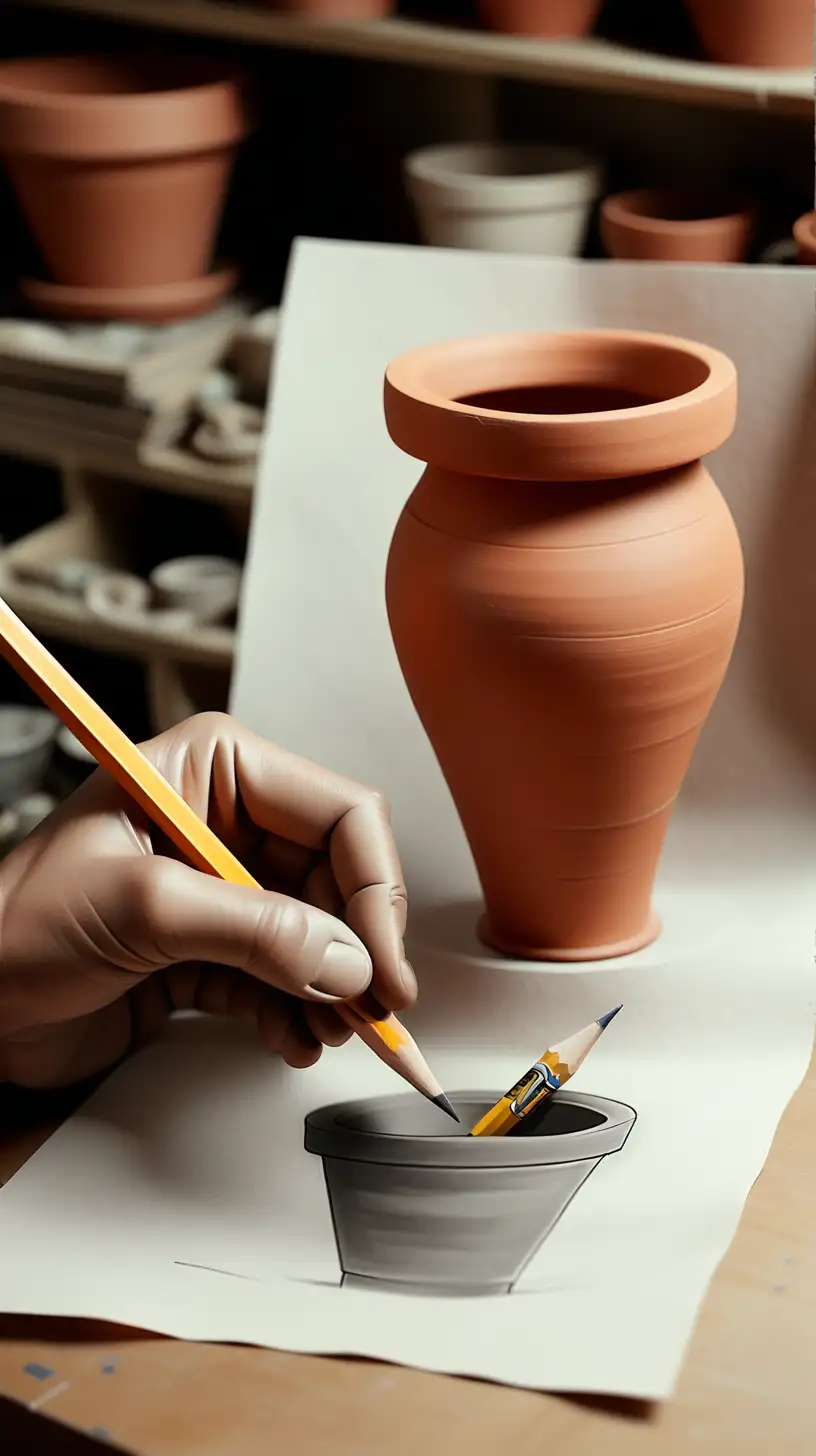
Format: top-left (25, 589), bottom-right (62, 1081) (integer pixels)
top-left (107, 856), bottom-right (374, 1004)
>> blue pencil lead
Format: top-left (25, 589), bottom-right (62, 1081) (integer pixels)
top-left (597, 1004), bottom-right (623, 1030)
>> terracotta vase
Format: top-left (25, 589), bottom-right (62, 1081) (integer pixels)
top-left (685, 0), bottom-right (814, 67)
top-left (793, 211), bottom-right (816, 264)
top-left (477, 0), bottom-right (603, 38)
top-left (385, 330), bottom-right (744, 962)
top-left (0, 56), bottom-right (250, 318)
top-left (601, 191), bottom-right (758, 264)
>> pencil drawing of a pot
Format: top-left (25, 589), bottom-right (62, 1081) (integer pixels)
top-left (385, 330), bottom-right (744, 961)
top-left (305, 1090), bottom-right (635, 1296)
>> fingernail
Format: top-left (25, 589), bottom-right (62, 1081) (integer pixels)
top-left (311, 941), bottom-right (372, 1000)
top-left (400, 957), bottom-right (418, 997)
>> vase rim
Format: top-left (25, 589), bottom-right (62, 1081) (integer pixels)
top-left (384, 328), bottom-right (737, 482)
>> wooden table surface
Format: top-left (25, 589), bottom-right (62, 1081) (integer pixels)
top-left (0, 1048), bottom-right (814, 1456)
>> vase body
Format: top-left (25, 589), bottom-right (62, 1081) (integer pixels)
top-left (601, 190), bottom-right (757, 264)
top-left (686, 0), bottom-right (814, 67)
top-left (384, 330), bottom-right (743, 961)
top-left (0, 56), bottom-right (250, 296)
top-left (477, 0), bottom-right (602, 37)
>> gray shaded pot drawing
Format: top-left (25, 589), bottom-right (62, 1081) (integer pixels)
top-left (305, 1089), bottom-right (635, 1297)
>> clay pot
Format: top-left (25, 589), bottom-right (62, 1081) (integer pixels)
top-left (268, 0), bottom-right (395, 15)
top-left (0, 55), bottom-right (250, 310)
top-left (601, 191), bottom-right (758, 264)
top-left (403, 143), bottom-right (603, 257)
top-left (685, 0), bottom-right (814, 68)
top-left (477, 0), bottom-right (603, 38)
top-left (793, 211), bottom-right (816, 264)
top-left (385, 330), bottom-right (743, 962)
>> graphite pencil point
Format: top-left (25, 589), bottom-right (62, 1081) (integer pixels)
top-left (597, 1004), bottom-right (623, 1030)
top-left (432, 1092), bottom-right (460, 1123)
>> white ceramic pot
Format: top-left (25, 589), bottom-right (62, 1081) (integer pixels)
top-left (149, 555), bottom-right (242, 622)
top-left (403, 143), bottom-right (603, 256)
top-left (0, 706), bottom-right (59, 806)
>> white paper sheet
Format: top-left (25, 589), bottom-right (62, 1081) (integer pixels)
top-left (0, 242), bottom-right (814, 1401)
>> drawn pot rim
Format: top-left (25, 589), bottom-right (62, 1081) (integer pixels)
top-left (305, 1089), bottom-right (636, 1168)
top-left (384, 328), bottom-right (737, 482)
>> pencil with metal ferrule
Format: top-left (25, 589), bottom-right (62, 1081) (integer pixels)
top-left (469, 1005), bottom-right (623, 1138)
top-left (0, 594), bottom-right (458, 1123)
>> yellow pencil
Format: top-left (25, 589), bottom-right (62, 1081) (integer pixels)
top-left (469, 1005), bottom-right (622, 1138)
top-left (0, 594), bottom-right (458, 1121)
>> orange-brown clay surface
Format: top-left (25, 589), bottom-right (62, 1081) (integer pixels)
top-left (686, 0), bottom-right (814, 67)
top-left (600, 191), bottom-right (757, 264)
top-left (477, 0), bottom-right (602, 38)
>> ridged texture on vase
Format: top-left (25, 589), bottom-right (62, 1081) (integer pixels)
top-left (384, 330), bottom-right (744, 961)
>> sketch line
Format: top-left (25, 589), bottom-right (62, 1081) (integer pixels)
top-left (173, 1261), bottom-right (260, 1283)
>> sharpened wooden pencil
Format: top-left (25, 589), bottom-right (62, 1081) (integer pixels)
top-left (0, 594), bottom-right (458, 1122)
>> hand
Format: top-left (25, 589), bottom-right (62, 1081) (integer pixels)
top-left (0, 712), bottom-right (415, 1090)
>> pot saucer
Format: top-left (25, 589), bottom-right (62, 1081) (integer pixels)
top-left (19, 265), bottom-right (239, 324)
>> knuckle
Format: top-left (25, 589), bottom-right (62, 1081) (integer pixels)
top-left (366, 786), bottom-right (392, 820)
top-left (128, 857), bottom-right (178, 936)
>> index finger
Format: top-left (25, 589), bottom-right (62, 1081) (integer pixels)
top-left (228, 725), bottom-right (414, 1010)
top-left (329, 793), bottom-right (415, 1012)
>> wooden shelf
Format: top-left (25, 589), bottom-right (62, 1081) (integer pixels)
top-left (0, 514), bottom-right (236, 668)
top-left (17, 0), bottom-right (815, 115)
top-left (0, 416), bottom-right (255, 505)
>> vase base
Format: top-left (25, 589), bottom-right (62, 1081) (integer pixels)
top-left (19, 264), bottom-right (239, 324)
top-left (477, 907), bottom-right (661, 963)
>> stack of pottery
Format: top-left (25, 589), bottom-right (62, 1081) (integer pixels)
top-left (477, 0), bottom-right (603, 36)
top-left (685, 0), bottom-right (813, 67)
top-left (600, 191), bottom-right (758, 264)
top-left (384, 328), bottom-right (744, 961)
top-left (404, 144), bottom-right (603, 257)
top-left (0, 55), bottom-right (251, 323)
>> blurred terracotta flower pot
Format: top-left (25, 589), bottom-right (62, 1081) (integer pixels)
top-left (793, 211), bottom-right (816, 264)
top-left (477, 0), bottom-right (602, 38)
top-left (0, 55), bottom-right (250, 305)
top-left (685, 0), bottom-right (814, 67)
top-left (601, 190), bottom-right (758, 263)
top-left (385, 330), bottom-right (744, 962)
top-left (268, 0), bottom-right (394, 15)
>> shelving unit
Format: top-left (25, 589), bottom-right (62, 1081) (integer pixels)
top-left (0, 422), bottom-right (252, 730)
top-left (16, 0), bottom-right (815, 116)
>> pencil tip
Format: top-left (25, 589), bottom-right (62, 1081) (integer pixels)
top-left (597, 1004), bottom-right (623, 1030)
top-left (432, 1092), bottom-right (461, 1123)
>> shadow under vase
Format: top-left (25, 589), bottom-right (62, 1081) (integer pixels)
top-left (305, 1091), bottom-right (635, 1298)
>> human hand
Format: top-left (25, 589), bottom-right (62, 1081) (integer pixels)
top-left (0, 712), bottom-right (415, 1090)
